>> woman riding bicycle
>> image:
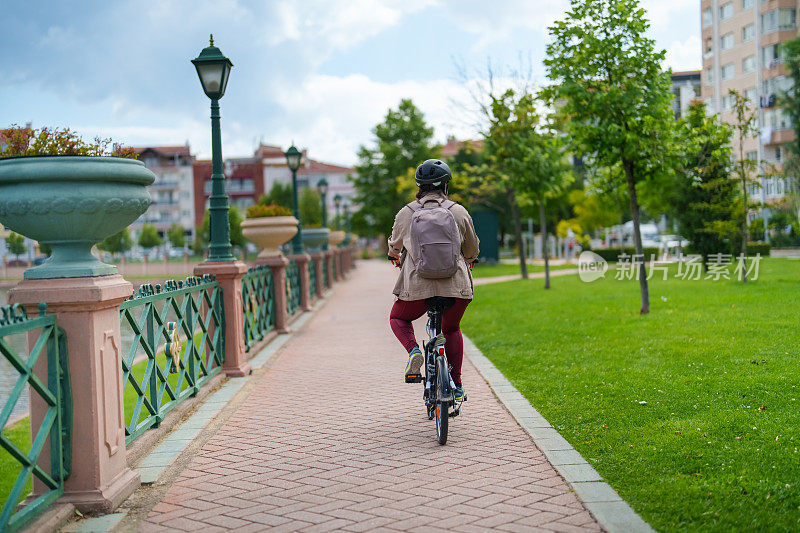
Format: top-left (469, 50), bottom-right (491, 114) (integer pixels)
top-left (388, 159), bottom-right (479, 402)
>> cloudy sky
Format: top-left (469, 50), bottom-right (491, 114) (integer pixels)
top-left (0, 0), bottom-right (699, 166)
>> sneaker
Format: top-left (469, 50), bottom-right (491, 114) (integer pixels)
top-left (454, 385), bottom-right (466, 402)
top-left (405, 347), bottom-right (423, 379)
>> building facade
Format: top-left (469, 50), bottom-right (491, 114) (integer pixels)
top-left (193, 144), bottom-right (356, 228)
top-left (672, 70), bottom-right (702, 118)
top-left (133, 146), bottom-right (196, 241)
top-left (701, 0), bottom-right (797, 206)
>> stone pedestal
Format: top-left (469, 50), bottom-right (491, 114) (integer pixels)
top-left (324, 250), bottom-right (335, 288)
top-left (256, 255), bottom-right (290, 333)
top-left (310, 252), bottom-right (325, 297)
top-left (9, 275), bottom-right (140, 513)
top-left (288, 253), bottom-right (312, 312)
top-left (194, 261), bottom-right (251, 378)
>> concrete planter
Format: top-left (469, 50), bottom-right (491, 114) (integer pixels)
top-left (241, 215), bottom-right (299, 258)
top-left (301, 227), bottom-right (330, 252)
top-left (0, 156), bottom-right (154, 279)
top-left (328, 230), bottom-right (346, 247)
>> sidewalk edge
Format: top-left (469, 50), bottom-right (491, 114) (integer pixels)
top-left (463, 335), bottom-right (655, 533)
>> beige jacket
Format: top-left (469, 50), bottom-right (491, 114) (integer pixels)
top-left (388, 192), bottom-right (480, 301)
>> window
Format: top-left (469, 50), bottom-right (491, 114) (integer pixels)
top-left (746, 151), bottom-right (758, 160)
top-left (764, 108), bottom-right (792, 130)
top-left (763, 76), bottom-right (794, 95)
top-left (742, 23), bottom-right (755, 41)
top-left (763, 44), bottom-right (785, 66)
top-left (762, 9), bottom-right (796, 33)
top-left (702, 8), bottom-right (713, 28)
top-left (721, 63), bottom-right (735, 80)
top-left (720, 2), bottom-right (733, 20)
top-left (745, 87), bottom-right (758, 103)
top-left (722, 94), bottom-right (735, 110)
top-left (721, 33), bottom-right (735, 50)
top-left (743, 0), bottom-right (753, 7)
top-left (743, 55), bottom-right (756, 73)
top-left (775, 146), bottom-right (782, 162)
top-left (705, 67), bottom-right (714, 85)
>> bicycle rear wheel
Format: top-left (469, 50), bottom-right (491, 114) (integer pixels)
top-left (435, 356), bottom-right (449, 445)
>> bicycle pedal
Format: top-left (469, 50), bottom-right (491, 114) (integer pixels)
top-left (449, 409), bottom-right (460, 418)
top-left (405, 374), bottom-right (423, 383)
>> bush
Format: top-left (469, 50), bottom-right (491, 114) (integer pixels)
top-left (0, 125), bottom-right (137, 159)
top-left (746, 241), bottom-right (771, 256)
top-left (246, 204), bottom-right (292, 218)
top-left (591, 247), bottom-right (659, 262)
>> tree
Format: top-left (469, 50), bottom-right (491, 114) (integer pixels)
top-left (544, 0), bottom-right (677, 313)
top-left (98, 228), bottom-right (133, 257)
top-left (729, 89), bottom-right (760, 281)
top-left (259, 182), bottom-right (292, 210)
top-left (780, 37), bottom-right (800, 208)
top-left (672, 102), bottom-right (740, 269)
top-left (138, 223), bottom-right (163, 251)
top-left (567, 189), bottom-right (620, 235)
top-left (299, 187), bottom-right (323, 227)
top-left (167, 224), bottom-right (186, 249)
top-left (5, 232), bottom-right (26, 259)
top-left (351, 99), bottom-right (435, 238)
top-left (195, 206), bottom-right (245, 255)
top-left (38, 242), bottom-right (52, 256)
top-left (483, 89), bottom-right (573, 286)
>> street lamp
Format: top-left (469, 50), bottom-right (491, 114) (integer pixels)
top-left (333, 194), bottom-right (342, 230)
top-left (317, 178), bottom-right (329, 251)
top-left (285, 144), bottom-right (303, 254)
top-left (192, 34), bottom-right (235, 262)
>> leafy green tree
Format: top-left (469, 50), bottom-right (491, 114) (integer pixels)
top-left (544, 0), bottom-right (676, 313)
top-left (351, 99), bottom-right (435, 238)
top-left (299, 187), bottom-right (323, 227)
top-left (729, 89), bottom-right (760, 281)
top-left (672, 102), bottom-right (740, 269)
top-left (167, 223), bottom-right (186, 249)
top-left (484, 89), bottom-right (573, 285)
top-left (98, 228), bottom-right (133, 257)
top-left (259, 182), bottom-right (293, 209)
top-left (5, 232), bottom-right (26, 259)
top-left (195, 206), bottom-right (245, 255)
top-left (38, 242), bottom-right (52, 256)
top-left (567, 189), bottom-right (620, 235)
top-left (138, 223), bottom-right (163, 251)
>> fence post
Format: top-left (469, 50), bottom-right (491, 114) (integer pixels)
top-left (324, 250), bottom-right (335, 287)
top-left (258, 255), bottom-right (290, 333)
top-left (289, 253), bottom-right (312, 312)
top-left (310, 252), bottom-right (325, 296)
top-left (194, 261), bottom-right (251, 378)
top-left (9, 275), bottom-right (140, 512)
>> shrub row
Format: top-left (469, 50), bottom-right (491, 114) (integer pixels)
top-left (591, 247), bottom-right (659, 262)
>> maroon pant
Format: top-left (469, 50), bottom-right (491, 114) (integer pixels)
top-left (389, 298), bottom-right (471, 384)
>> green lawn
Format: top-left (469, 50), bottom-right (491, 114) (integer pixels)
top-left (462, 258), bottom-right (800, 532)
top-left (470, 261), bottom-right (575, 278)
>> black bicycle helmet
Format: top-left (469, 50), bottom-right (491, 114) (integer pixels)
top-left (414, 159), bottom-right (452, 186)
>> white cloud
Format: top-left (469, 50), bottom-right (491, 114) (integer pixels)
top-left (664, 36), bottom-right (702, 72)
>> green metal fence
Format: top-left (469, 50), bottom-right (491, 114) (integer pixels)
top-left (0, 304), bottom-right (71, 533)
top-left (323, 256), bottom-right (330, 289)
top-left (119, 275), bottom-right (224, 444)
top-left (241, 265), bottom-right (275, 352)
top-left (308, 259), bottom-right (317, 300)
top-left (332, 254), bottom-right (337, 280)
top-left (286, 260), bottom-right (301, 316)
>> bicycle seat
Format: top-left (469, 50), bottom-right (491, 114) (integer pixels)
top-left (425, 297), bottom-right (455, 311)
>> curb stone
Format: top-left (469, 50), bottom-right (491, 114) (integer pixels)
top-left (463, 335), bottom-right (655, 533)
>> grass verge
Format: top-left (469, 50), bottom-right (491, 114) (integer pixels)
top-left (462, 258), bottom-right (800, 532)
top-left (470, 261), bottom-right (575, 279)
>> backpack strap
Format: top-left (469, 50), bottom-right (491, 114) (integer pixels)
top-left (441, 199), bottom-right (456, 209)
top-left (406, 201), bottom-right (421, 213)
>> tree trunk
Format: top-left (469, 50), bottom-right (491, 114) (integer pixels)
top-left (622, 159), bottom-right (649, 314)
top-left (741, 162), bottom-right (748, 282)
top-left (507, 186), bottom-right (528, 279)
top-left (539, 199), bottom-right (550, 289)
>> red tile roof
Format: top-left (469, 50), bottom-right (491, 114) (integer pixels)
top-left (133, 146), bottom-right (192, 157)
top-left (441, 137), bottom-right (483, 158)
top-left (298, 159), bottom-right (354, 174)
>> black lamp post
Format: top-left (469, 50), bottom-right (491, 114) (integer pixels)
top-left (317, 178), bottom-right (329, 251)
top-left (285, 145), bottom-right (303, 254)
top-left (333, 194), bottom-right (342, 230)
top-left (192, 34), bottom-right (235, 262)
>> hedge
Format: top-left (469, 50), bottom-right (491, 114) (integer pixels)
top-left (591, 247), bottom-right (660, 262)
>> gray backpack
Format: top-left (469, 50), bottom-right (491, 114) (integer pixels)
top-left (406, 198), bottom-right (460, 279)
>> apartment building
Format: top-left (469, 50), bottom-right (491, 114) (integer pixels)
top-left (132, 146), bottom-right (196, 242)
top-left (193, 144), bottom-right (356, 227)
top-left (701, 0), bottom-right (797, 205)
top-left (672, 70), bottom-right (702, 118)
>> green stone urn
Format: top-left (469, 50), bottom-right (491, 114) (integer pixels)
top-left (301, 227), bottom-right (331, 252)
top-left (0, 156), bottom-right (155, 279)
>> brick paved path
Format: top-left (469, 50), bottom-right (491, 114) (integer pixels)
top-left (141, 261), bottom-right (601, 532)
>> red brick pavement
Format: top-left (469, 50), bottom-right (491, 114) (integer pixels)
top-left (140, 261), bottom-right (601, 532)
